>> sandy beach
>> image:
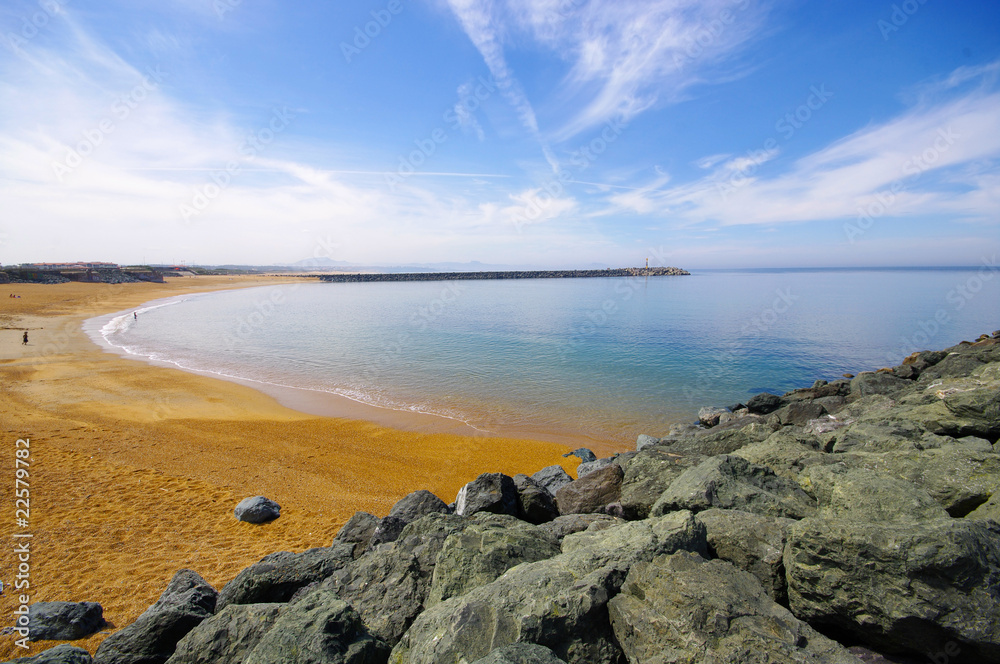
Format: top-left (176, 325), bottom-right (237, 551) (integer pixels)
top-left (0, 277), bottom-right (585, 657)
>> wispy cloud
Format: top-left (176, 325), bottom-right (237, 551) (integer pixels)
top-left (605, 66), bottom-right (1000, 228)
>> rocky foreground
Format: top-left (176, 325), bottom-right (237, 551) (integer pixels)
top-left (14, 332), bottom-right (1000, 664)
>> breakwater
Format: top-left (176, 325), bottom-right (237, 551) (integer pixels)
top-left (318, 266), bottom-right (689, 283)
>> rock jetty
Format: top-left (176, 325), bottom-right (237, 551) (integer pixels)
top-left (11, 331), bottom-right (1000, 664)
top-left (318, 266), bottom-right (689, 283)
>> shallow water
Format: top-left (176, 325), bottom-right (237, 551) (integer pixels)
top-left (89, 267), bottom-right (1000, 445)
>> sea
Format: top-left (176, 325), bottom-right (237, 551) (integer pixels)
top-left (86, 267), bottom-right (1000, 447)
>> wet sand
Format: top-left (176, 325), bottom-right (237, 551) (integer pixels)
top-left (0, 277), bottom-right (586, 657)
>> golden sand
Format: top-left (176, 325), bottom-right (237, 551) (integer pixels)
top-left (0, 277), bottom-right (597, 657)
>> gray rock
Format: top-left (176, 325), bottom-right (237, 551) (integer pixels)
top-left (828, 419), bottom-right (930, 454)
top-left (94, 569), bottom-right (217, 664)
top-left (850, 371), bottom-right (911, 397)
top-left (608, 552), bottom-right (863, 664)
top-left (243, 587), bottom-right (388, 664)
top-left (561, 448), bottom-right (597, 463)
top-left (233, 496), bottom-right (280, 524)
top-left (651, 454), bottom-right (817, 519)
top-left (332, 511), bottom-right (379, 558)
top-left (938, 382), bottom-right (1000, 439)
top-left (698, 405), bottom-right (730, 427)
top-left (696, 508), bottom-right (796, 603)
top-left (388, 511), bottom-right (706, 664)
top-left (574, 457), bottom-right (614, 478)
top-left (919, 352), bottom-right (987, 381)
top-left (746, 392), bottom-right (782, 414)
top-left (618, 447), bottom-right (703, 520)
top-left (513, 474), bottom-right (559, 524)
top-left (803, 466), bottom-right (948, 522)
top-left (956, 435), bottom-right (995, 453)
top-left (536, 513), bottom-right (623, 541)
top-left (27, 601), bottom-right (104, 641)
top-left (634, 434), bottom-right (659, 451)
top-left (388, 489), bottom-right (450, 522)
top-left (779, 401), bottom-right (827, 427)
top-left (455, 473), bottom-right (518, 517)
top-left (785, 517), bottom-right (1000, 661)
top-left (322, 513), bottom-right (466, 645)
top-left (368, 515), bottom-right (408, 549)
top-left (216, 543), bottom-right (354, 610)
top-left (661, 416), bottom-right (767, 457)
top-left (166, 604), bottom-right (282, 664)
top-left (427, 514), bottom-right (560, 607)
top-left (530, 465), bottom-right (573, 496)
top-left (7, 645), bottom-right (93, 664)
top-left (469, 643), bottom-right (567, 664)
top-left (554, 463), bottom-right (623, 515)
top-left (733, 431), bottom-right (833, 483)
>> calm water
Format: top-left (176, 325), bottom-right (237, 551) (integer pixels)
top-left (88, 268), bottom-right (999, 445)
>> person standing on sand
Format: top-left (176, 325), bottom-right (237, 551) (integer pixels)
top-left (22, 330), bottom-right (28, 345)
top-left (134, 312), bottom-right (137, 320)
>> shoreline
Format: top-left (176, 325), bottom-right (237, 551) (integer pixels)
top-left (83, 296), bottom-right (622, 448)
top-left (0, 278), bottom-right (589, 657)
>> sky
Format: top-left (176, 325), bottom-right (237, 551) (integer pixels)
top-left (0, 0), bottom-right (998, 269)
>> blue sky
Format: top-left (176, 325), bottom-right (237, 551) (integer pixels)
top-left (1, 0), bottom-right (998, 268)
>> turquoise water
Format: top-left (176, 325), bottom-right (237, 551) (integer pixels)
top-left (91, 267), bottom-right (1000, 444)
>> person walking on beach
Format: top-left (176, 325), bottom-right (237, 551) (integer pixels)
top-left (22, 331), bottom-right (28, 345)
top-left (134, 312), bottom-right (137, 320)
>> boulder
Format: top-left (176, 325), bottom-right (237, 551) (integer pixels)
top-left (966, 492), bottom-right (1000, 522)
top-left (561, 448), bottom-right (597, 463)
top-left (243, 587), bottom-right (388, 664)
top-left (368, 515), bottom-right (408, 549)
top-left (779, 401), bottom-right (827, 427)
top-left (803, 466), bottom-right (948, 522)
top-left (530, 465), bottom-right (573, 496)
top-left (233, 496), bottom-right (280, 524)
top-left (956, 435), bottom-right (995, 452)
top-left (470, 643), bottom-right (567, 664)
top-left (321, 513), bottom-right (466, 645)
top-left (574, 457), bottom-right (614, 478)
top-left (851, 371), bottom-right (912, 397)
top-left (660, 416), bottom-right (767, 457)
top-left (696, 508), bottom-right (796, 603)
top-left (388, 489), bottom-right (450, 522)
top-left (608, 552), bottom-right (863, 664)
top-left (536, 514), bottom-right (623, 541)
top-left (7, 645), bottom-right (93, 664)
top-left (216, 543), bottom-right (354, 610)
top-left (938, 382), bottom-right (1000, 439)
top-left (618, 447), bottom-right (703, 520)
top-left (427, 514), bottom-right (560, 607)
top-left (826, 419), bottom-right (931, 453)
top-left (919, 352), bottom-right (987, 381)
top-left (634, 434), bottom-right (659, 451)
top-left (455, 473), bottom-right (518, 517)
top-left (513, 474), bottom-right (559, 524)
top-left (651, 454), bottom-right (817, 519)
top-left (332, 511), bottom-right (379, 558)
top-left (554, 463), bottom-right (623, 515)
top-left (733, 431), bottom-right (835, 483)
top-left (94, 569), bottom-right (217, 664)
top-left (698, 405), bottom-right (730, 427)
top-left (785, 517), bottom-right (1000, 661)
top-left (388, 511), bottom-right (706, 664)
top-left (746, 392), bottom-right (782, 414)
top-left (27, 601), bottom-right (104, 641)
top-left (864, 446), bottom-right (1000, 517)
top-left (166, 604), bottom-right (282, 664)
